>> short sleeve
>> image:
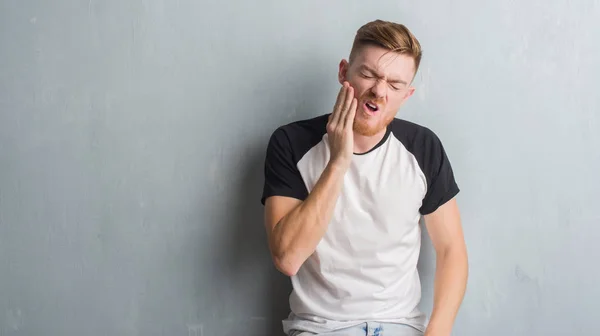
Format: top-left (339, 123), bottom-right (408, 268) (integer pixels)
top-left (419, 131), bottom-right (460, 215)
top-left (260, 128), bottom-right (309, 205)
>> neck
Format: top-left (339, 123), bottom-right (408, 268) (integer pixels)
top-left (352, 127), bottom-right (388, 154)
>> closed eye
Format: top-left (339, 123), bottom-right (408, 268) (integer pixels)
top-left (360, 72), bottom-right (374, 79)
top-left (360, 67), bottom-right (404, 90)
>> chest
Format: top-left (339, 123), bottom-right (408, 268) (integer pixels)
top-left (297, 137), bottom-right (427, 233)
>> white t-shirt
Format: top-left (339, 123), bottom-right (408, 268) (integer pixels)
top-left (261, 114), bottom-right (460, 334)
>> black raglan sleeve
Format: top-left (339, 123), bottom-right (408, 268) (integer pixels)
top-left (419, 129), bottom-right (460, 215)
top-left (260, 127), bottom-right (309, 205)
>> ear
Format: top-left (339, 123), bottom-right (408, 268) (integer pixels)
top-left (338, 59), bottom-right (349, 84)
top-left (402, 86), bottom-right (416, 103)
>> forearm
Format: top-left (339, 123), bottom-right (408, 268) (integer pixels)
top-left (270, 162), bottom-right (347, 275)
top-left (426, 245), bottom-right (468, 336)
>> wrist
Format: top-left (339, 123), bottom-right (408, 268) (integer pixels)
top-left (327, 159), bottom-right (350, 173)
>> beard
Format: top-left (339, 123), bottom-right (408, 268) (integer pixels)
top-left (352, 93), bottom-right (394, 136)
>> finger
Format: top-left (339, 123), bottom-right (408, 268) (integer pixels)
top-left (334, 82), bottom-right (348, 112)
top-left (340, 85), bottom-right (354, 116)
top-left (344, 98), bottom-right (357, 128)
top-left (338, 86), bottom-right (354, 129)
top-left (330, 83), bottom-right (348, 127)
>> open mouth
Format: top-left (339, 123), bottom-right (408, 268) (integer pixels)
top-left (365, 101), bottom-right (379, 113)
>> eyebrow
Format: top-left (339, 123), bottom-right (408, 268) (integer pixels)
top-left (359, 65), bottom-right (407, 85)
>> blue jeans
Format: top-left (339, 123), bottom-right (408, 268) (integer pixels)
top-left (289, 322), bottom-right (424, 336)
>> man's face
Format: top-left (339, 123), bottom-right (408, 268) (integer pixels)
top-left (338, 45), bottom-right (416, 137)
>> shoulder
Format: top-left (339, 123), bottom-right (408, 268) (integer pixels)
top-left (389, 118), bottom-right (447, 154)
top-left (271, 114), bottom-right (328, 141)
top-left (389, 117), bottom-right (456, 179)
top-left (389, 118), bottom-right (439, 144)
top-left (266, 114), bottom-right (329, 162)
top-left (261, 114), bottom-right (328, 205)
top-left (389, 119), bottom-right (460, 214)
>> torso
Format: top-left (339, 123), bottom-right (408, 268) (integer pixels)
top-left (261, 114), bottom-right (459, 334)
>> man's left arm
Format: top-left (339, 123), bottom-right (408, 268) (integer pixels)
top-left (422, 197), bottom-right (468, 336)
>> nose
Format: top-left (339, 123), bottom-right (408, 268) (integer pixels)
top-left (370, 79), bottom-right (387, 99)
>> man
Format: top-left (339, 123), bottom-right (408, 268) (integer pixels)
top-left (260, 20), bottom-right (468, 336)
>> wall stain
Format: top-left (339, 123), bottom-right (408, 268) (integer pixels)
top-left (187, 323), bottom-right (203, 336)
top-left (6, 308), bottom-right (24, 331)
top-left (514, 265), bottom-right (533, 283)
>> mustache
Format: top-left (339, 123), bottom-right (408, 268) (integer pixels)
top-left (358, 92), bottom-right (385, 106)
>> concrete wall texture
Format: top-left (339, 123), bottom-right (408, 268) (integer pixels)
top-left (1, 0), bottom-right (599, 335)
